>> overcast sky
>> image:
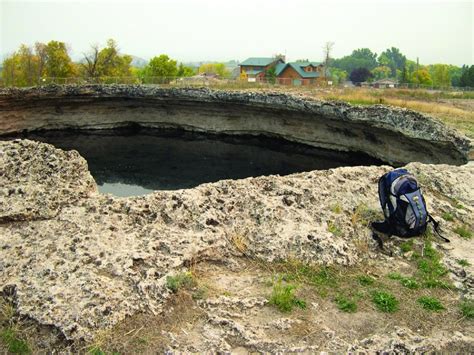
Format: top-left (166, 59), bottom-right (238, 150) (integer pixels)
top-left (1, 0), bottom-right (472, 65)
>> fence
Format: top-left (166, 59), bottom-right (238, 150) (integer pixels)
top-left (0, 76), bottom-right (473, 92)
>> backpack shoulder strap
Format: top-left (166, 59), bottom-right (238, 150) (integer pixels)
top-left (428, 214), bottom-right (450, 243)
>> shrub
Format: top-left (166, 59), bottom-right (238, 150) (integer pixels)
top-left (417, 296), bottom-right (445, 311)
top-left (372, 291), bottom-right (398, 313)
top-left (166, 272), bottom-right (195, 293)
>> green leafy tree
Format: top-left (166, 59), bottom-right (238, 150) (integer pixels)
top-left (411, 68), bottom-right (433, 86)
top-left (265, 67), bottom-right (277, 84)
top-left (177, 63), bottom-right (195, 77)
top-left (371, 66), bottom-right (391, 80)
top-left (459, 65), bottom-right (474, 87)
top-left (44, 40), bottom-right (74, 78)
top-left (332, 48), bottom-right (378, 73)
top-left (378, 47), bottom-right (407, 77)
top-left (447, 65), bottom-right (462, 87)
top-left (329, 67), bottom-right (348, 84)
top-left (143, 55), bottom-right (178, 82)
top-left (430, 64), bottom-right (451, 87)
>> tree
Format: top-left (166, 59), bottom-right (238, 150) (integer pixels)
top-left (411, 68), bottom-right (432, 86)
top-left (198, 63), bottom-right (229, 78)
top-left (378, 47), bottom-right (407, 77)
top-left (177, 63), bottom-right (194, 77)
top-left (265, 67), bottom-right (276, 84)
top-left (350, 67), bottom-right (372, 83)
top-left (430, 64), bottom-right (451, 87)
top-left (323, 41), bottom-right (334, 77)
top-left (459, 65), bottom-right (474, 87)
top-left (143, 55), bottom-right (178, 81)
top-left (332, 48), bottom-right (378, 73)
top-left (44, 40), bottom-right (74, 78)
top-left (329, 68), bottom-right (348, 85)
top-left (371, 66), bottom-right (391, 80)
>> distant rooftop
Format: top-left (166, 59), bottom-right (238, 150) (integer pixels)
top-left (240, 57), bottom-right (282, 66)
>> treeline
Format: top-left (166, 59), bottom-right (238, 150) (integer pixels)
top-left (0, 39), bottom-right (232, 87)
top-left (2, 40), bottom-right (473, 88)
top-left (328, 47), bottom-right (474, 87)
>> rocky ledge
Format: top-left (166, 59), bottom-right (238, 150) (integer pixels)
top-left (0, 140), bottom-right (473, 352)
top-left (0, 85), bottom-right (470, 165)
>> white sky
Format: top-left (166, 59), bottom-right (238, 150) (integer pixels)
top-left (1, 0), bottom-right (473, 65)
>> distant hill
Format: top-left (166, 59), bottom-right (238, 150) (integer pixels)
top-left (130, 55), bottom-right (147, 68)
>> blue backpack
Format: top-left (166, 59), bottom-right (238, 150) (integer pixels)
top-left (372, 169), bottom-right (449, 245)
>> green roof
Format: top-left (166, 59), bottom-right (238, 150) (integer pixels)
top-left (294, 61), bottom-right (322, 67)
top-left (288, 62), bottom-right (321, 78)
top-left (275, 62), bottom-right (287, 76)
top-left (240, 57), bottom-right (280, 66)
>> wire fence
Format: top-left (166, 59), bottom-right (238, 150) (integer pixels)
top-left (0, 76), bottom-right (473, 92)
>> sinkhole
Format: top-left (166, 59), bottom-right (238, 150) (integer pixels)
top-left (22, 128), bottom-right (384, 197)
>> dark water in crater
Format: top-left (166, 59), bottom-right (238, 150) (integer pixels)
top-left (24, 129), bottom-right (383, 196)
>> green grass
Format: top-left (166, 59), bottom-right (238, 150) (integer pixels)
top-left (268, 280), bottom-right (306, 313)
top-left (327, 221), bottom-right (342, 237)
top-left (387, 273), bottom-right (419, 289)
top-left (88, 347), bottom-right (106, 355)
top-left (459, 300), bottom-right (474, 319)
top-left (456, 259), bottom-right (471, 267)
top-left (400, 240), bottom-right (414, 253)
top-left (417, 296), bottom-right (445, 312)
top-left (357, 275), bottom-right (375, 286)
top-left (334, 295), bottom-right (357, 313)
top-left (0, 327), bottom-right (30, 354)
top-left (165, 272), bottom-right (195, 293)
top-left (454, 225), bottom-right (472, 240)
top-left (441, 212), bottom-right (454, 222)
top-left (372, 291), bottom-right (399, 313)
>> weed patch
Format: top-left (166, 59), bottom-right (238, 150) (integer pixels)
top-left (441, 212), bottom-right (454, 222)
top-left (327, 221), bottom-right (342, 236)
top-left (0, 327), bottom-right (30, 354)
top-left (417, 296), bottom-right (445, 312)
top-left (400, 240), bottom-right (414, 253)
top-left (269, 280), bottom-right (306, 313)
top-left (357, 275), bottom-right (375, 286)
top-left (456, 259), bottom-right (471, 267)
top-left (334, 295), bottom-right (357, 313)
top-left (454, 225), bottom-right (472, 240)
top-left (372, 291), bottom-right (398, 313)
top-left (459, 300), bottom-right (474, 319)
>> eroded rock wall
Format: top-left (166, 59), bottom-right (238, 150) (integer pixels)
top-left (0, 85), bottom-right (470, 165)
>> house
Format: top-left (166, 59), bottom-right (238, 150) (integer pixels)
top-left (239, 57), bottom-right (326, 85)
top-left (239, 57), bottom-right (285, 82)
top-left (371, 78), bottom-right (398, 88)
top-left (275, 61), bottom-right (326, 85)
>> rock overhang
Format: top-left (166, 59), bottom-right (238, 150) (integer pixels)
top-left (0, 84), bottom-right (470, 166)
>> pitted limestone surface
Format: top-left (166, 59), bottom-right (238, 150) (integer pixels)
top-left (0, 139), bottom-right (473, 346)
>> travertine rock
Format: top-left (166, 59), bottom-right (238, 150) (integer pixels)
top-left (0, 139), bottom-right (473, 348)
